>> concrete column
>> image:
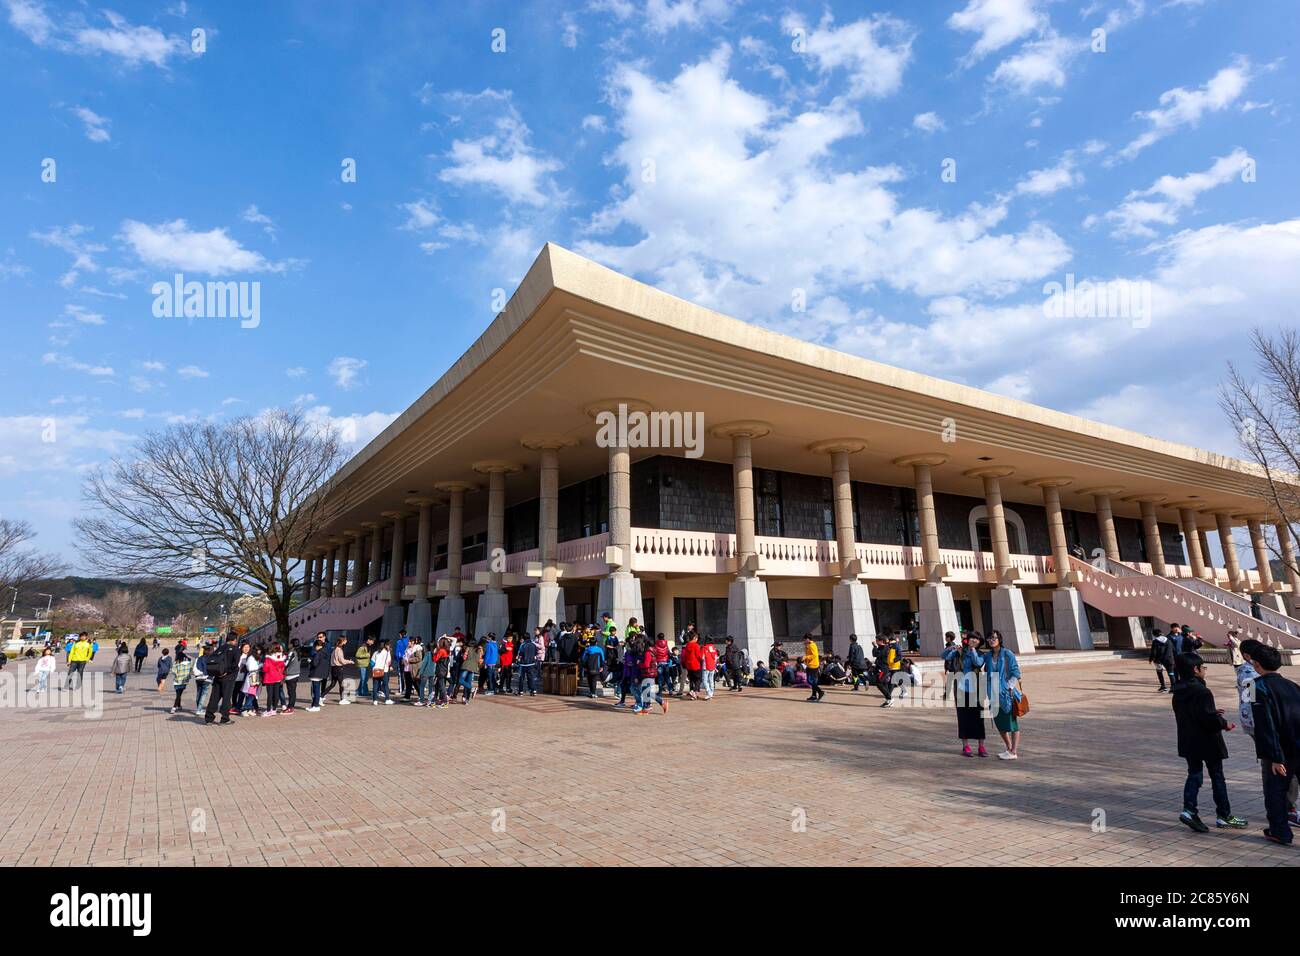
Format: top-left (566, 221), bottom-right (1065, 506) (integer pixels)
top-left (302, 555), bottom-right (316, 602)
top-left (1174, 506), bottom-right (1208, 579)
top-left (366, 523), bottom-right (383, 591)
top-left (1198, 530), bottom-right (1215, 582)
top-left (811, 439), bottom-right (874, 657)
top-left (404, 496), bottom-right (436, 639)
top-left (343, 532), bottom-right (361, 597)
top-left (378, 510), bottom-right (408, 645)
top-left (333, 538), bottom-right (348, 597)
top-left (586, 399), bottom-right (648, 635)
top-left (472, 460), bottom-right (521, 640)
top-left (895, 454), bottom-right (958, 657)
top-left (1242, 515), bottom-right (1285, 612)
top-left (966, 467), bottom-right (1034, 655)
top-left (522, 434), bottom-right (577, 634)
top-left (1126, 496), bottom-right (1167, 576)
top-left (1080, 487), bottom-right (1144, 648)
top-left (1277, 522), bottom-right (1300, 617)
top-left (1030, 478), bottom-right (1092, 650)
top-left (714, 420), bottom-right (775, 666)
top-left (314, 550), bottom-right (326, 599)
top-left (322, 547), bottom-right (336, 598)
top-left (355, 528), bottom-right (372, 591)
top-left (434, 481), bottom-right (474, 636)
top-left (1213, 512), bottom-right (1243, 592)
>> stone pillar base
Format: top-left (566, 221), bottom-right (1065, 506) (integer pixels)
top-left (434, 595), bottom-right (466, 638)
top-left (378, 603), bottom-right (407, 646)
top-left (918, 582), bottom-right (960, 658)
top-left (1258, 593), bottom-right (1288, 615)
top-left (1106, 615), bottom-right (1147, 649)
top-left (527, 581), bottom-right (567, 635)
top-left (991, 585), bottom-right (1035, 655)
top-left (831, 580), bottom-right (875, 658)
top-left (474, 589), bottom-right (510, 641)
top-left (1051, 588), bottom-right (1094, 651)
top-left (727, 576), bottom-right (774, 668)
top-left (404, 598), bottom-right (433, 642)
top-left (597, 572), bottom-right (644, 634)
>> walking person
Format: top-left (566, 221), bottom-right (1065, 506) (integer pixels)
top-left (30, 648), bottom-right (57, 696)
top-left (370, 639), bottom-right (393, 705)
top-left (192, 641), bottom-right (213, 715)
top-left (1149, 628), bottom-right (1175, 692)
top-left (701, 639), bottom-right (719, 700)
top-left (403, 637), bottom-right (425, 702)
top-left (168, 649), bottom-right (194, 714)
top-left (804, 634), bottom-right (824, 702)
top-left (847, 634), bottom-right (870, 692)
top-left (305, 634), bottom-right (330, 711)
top-left (457, 639), bottom-right (482, 704)
top-left (203, 633), bottom-right (241, 725)
top-left (416, 639), bottom-right (437, 706)
top-left (155, 646), bottom-right (172, 693)
top-left (635, 635), bottom-right (666, 715)
top-left (393, 629), bottom-right (410, 698)
top-left (680, 631), bottom-right (702, 700)
top-left (514, 631), bottom-right (538, 696)
top-left (872, 634), bottom-right (898, 708)
top-left (1172, 651), bottom-right (1247, 832)
top-left (283, 638), bottom-right (302, 713)
top-left (953, 631), bottom-right (988, 757)
top-left (132, 636), bottom-right (148, 672)
top-left (581, 637), bottom-right (606, 698)
top-left (326, 636), bottom-right (354, 703)
top-left (983, 630), bottom-right (1023, 759)
top-left (355, 636), bottom-right (373, 698)
top-left (1240, 640), bottom-right (1300, 845)
top-left (67, 632), bottom-right (93, 690)
top-left (111, 643), bottom-right (131, 693)
top-left (724, 637), bottom-right (746, 693)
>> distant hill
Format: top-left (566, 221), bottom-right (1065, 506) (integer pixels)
top-left (26, 576), bottom-right (243, 622)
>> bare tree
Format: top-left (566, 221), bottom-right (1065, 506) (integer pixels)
top-left (75, 408), bottom-right (349, 642)
top-left (1221, 328), bottom-right (1300, 579)
top-left (100, 588), bottom-right (148, 633)
top-left (0, 519), bottom-right (64, 607)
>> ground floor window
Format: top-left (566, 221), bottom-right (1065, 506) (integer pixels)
top-left (673, 597), bottom-right (727, 641)
top-left (771, 598), bottom-right (831, 639)
top-left (871, 599), bottom-right (912, 633)
top-left (953, 599), bottom-right (974, 632)
top-left (1032, 600), bottom-right (1055, 648)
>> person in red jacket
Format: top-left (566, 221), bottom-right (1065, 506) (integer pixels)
top-left (653, 633), bottom-right (671, 698)
top-left (680, 634), bottom-right (703, 699)
top-left (499, 636), bottom-right (514, 694)
top-left (700, 640), bottom-right (719, 700)
top-left (262, 643), bottom-right (287, 714)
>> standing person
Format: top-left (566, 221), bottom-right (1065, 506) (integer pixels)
top-left (482, 633), bottom-right (500, 696)
top-left (262, 643), bottom-right (286, 715)
top-left (614, 640), bottom-right (637, 707)
top-left (111, 643), bottom-right (131, 694)
top-left (724, 637), bottom-right (746, 693)
top-left (393, 629), bottom-right (410, 698)
top-left (940, 632), bottom-right (959, 701)
top-left (872, 634), bottom-right (897, 708)
top-left (133, 636), bottom-right (148, 672)
top-left (192, 641), bottom-right (212, 715)
top-left (803, 634), bottom-right (823, 702)
top-left (30, 648), bottom-right (57, 695)
top-left (680, 631), bottom-right (702, 700)
top-left (327, 636), bottom-right (354, 703)
top-left (635, 636), bottom-right (665, 715)
top-left (370, 639), bottom-right (393, 705)
top-left (1241, 640), bottom-right (1300, 845)
top-left (847, 634), bottom-right (869, 692)
top-left (67, 633), bottom-right (93, 690)
top-left (499, 633), bottom-right (514, 694)
top-left (416, 640), bottom-right (438, 706)
top-left (983, 631), bottom-right (1023, 759)
top-left (581, 637), bottom-right (606, 698)
top-left (168, 649), bottom-right (194, 715)
top-left (432, 638), bottom-right (452, 707)
top-left (953, 632), bottom-right (988, 757)
top-left (307, 634), bottom-right (330, 712)
top-left (701, 639), bottom-right (719, 701)
top-left (203, 633), bottom-right (241, 725)
top-left (155, 646), bottom-right (172, 693)
top-left (653, 633), bottom-right (671, 697)
top-left (1149, 628), bottom-right (1175, 692)
top-left (514, 630), bottom-right (538, 697)
top-left (240, 645), bottom-right (263, 716)
top-left (355, 636), bottom-right (373, 698)
top-left (457, 639), bottom-right (481, 704)
top-left (282, 638), bottom-right (302, 713)
top-left (1171, 651), bottom-right (1247, 832)
top-left (404, 637), bottom-right (425, 702)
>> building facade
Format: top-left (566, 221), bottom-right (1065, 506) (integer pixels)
top-left (255, 244), bottom-right (1300, 661)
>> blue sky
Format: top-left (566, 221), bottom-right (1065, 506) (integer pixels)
top-left (2, 0), bottom-right (1297, 565)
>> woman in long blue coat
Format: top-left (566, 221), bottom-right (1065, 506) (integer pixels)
top-left (983, 630), bottom-right (1022, 760)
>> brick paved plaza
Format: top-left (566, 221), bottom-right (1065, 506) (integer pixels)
top-left (2, 652), bottom-right (1298, 868)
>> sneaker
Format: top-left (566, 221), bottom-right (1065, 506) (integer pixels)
top-left (962, 745), bottom-right (973, 757)
top-left (339, 699), bottom-right (352, 705)
top-left (1263, 828), bottom-right (1293, 845)
top-left (194, 710), bottom-right (203, 716)
top-left (306, 706), bottom-right (321, 712)
top-left (978, 746), bottom-right (988, 757)
top-left (412, 701), bottom-right (424, 707)
top-left (613, 701), bottom-right (625, 708)
top-left (631, 707), bottom-right (643, 714)
top-left (1180, 810), bottom-right (1210, 833)
top-left (262, 710), bottom-right (276, 717)
top-left (218, 717), bottom-right (231, 724)
top-left (283, 708), bottom-right (294, 714)
top-left (385, 699), bottom-right (394, 705)
top-left (661, 700), bottom-right (669, 714)
top-left (169, 707), bottom-right (178, 714)
top-left (996, 750), bottom-right (1015, 760)
top-left (1216, 815), bottom-right (1248, 829)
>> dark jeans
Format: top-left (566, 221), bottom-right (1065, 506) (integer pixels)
top-left (807, 671), bottom-right (824, 699)
top-left (1263, 761), bottom-right (1297, 843)
top-left (516, 664), bottom-right (538, 695)
top-left (286, 679), bottom-right (299, 709)
top-left (134, 656), bottom-right (145, 672)
top-left (205, 675), bottom-right (236, 721)
top-left (500, 665), bottom-right (512, 692)
top-left (585, 670), bottom-right (600, 695)
top-left (1183, 757), bottom-right (1231, 819)
top-left (266, 682), bottom-right (284, 710)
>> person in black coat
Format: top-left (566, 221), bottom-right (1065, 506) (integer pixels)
top-left (1148, 628), bottom-right (1176, 691)
top-left (1171, 652), bottom-right (1246, 832)
top-left (1241, 639), bottom-right (1300, 845)
top-left (203, 633), bottom-right (241, 724)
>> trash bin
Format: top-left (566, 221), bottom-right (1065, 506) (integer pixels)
top-left (557, 663), bottom-right (579, 696)
top-left (541, 662), bottom-right (556, 694)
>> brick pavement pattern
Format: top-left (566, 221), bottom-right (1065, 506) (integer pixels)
top-left (1, 652), bottom-right (1298, 867)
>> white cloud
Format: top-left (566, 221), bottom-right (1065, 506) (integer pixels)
top-left (578, 47), bottom-right (1070, 328)
top-left (1117, 59), bottom-right (1253, 160)
top-left (399, 198), bottom-right (440, 231)
top-left (241, 204), bottom-right (276, 239)
top-left (948, 0), bottom-right (1045, 61)
top-left (645, 0), bottom-right (733, 33)
top-left (176, 364), bottom-right (208, 379)
top-left (560, 12), bottom-right (578, 48)
top-left (438, 91), bottom-right (563, 206)
top-left (782, 12), bottom-right (913, 99)
top-left (140, 360), bottom-right (165, 371)
top-left (31, 223), bottom-right (105, 288)
top-left (1015, 154), bottom-right (1080, 196)
top-left (64, 303), bottom-right (105, 325)
top-left (0, 414), bottom-right (133, 474)
top-left (581, 114), bottom-right (607, 132)
top-left (327, 356), bottom-right (366, 389)
top-left (912, 111), bottom-right (944, 133)
top-left (989, 31), bottom-right (1082, 92)
top-left (41, 351), bottom-right (114, 376)
top-left (301, 405), bottom-right (398, 451)
top-left (71, 105), bottom-right (110, 142)
top-left (7, 2), bottom-right (192, 67)
top-left (117, 219), bottom-right (300, 275)
top-left (285, 366), bottom-right (306, 378)
top-left (1104, 148), bottom-right (1251, 238)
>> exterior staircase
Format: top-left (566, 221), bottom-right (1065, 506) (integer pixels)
top-left (1068, 556), bottom-right (1300, 649)
top-left (245, 580), bottom-right (390, 645)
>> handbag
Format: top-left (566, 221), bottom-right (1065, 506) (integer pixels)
top-left (1012, 682), bottom-right (1030, 717)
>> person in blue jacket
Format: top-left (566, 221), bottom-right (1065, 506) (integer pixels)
top-left (983, 630), bottom-right (1022, 760)
top-left (581, 638), bottom-right (606, 698)
top-left (482, 633), bottom-right (501, 696)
